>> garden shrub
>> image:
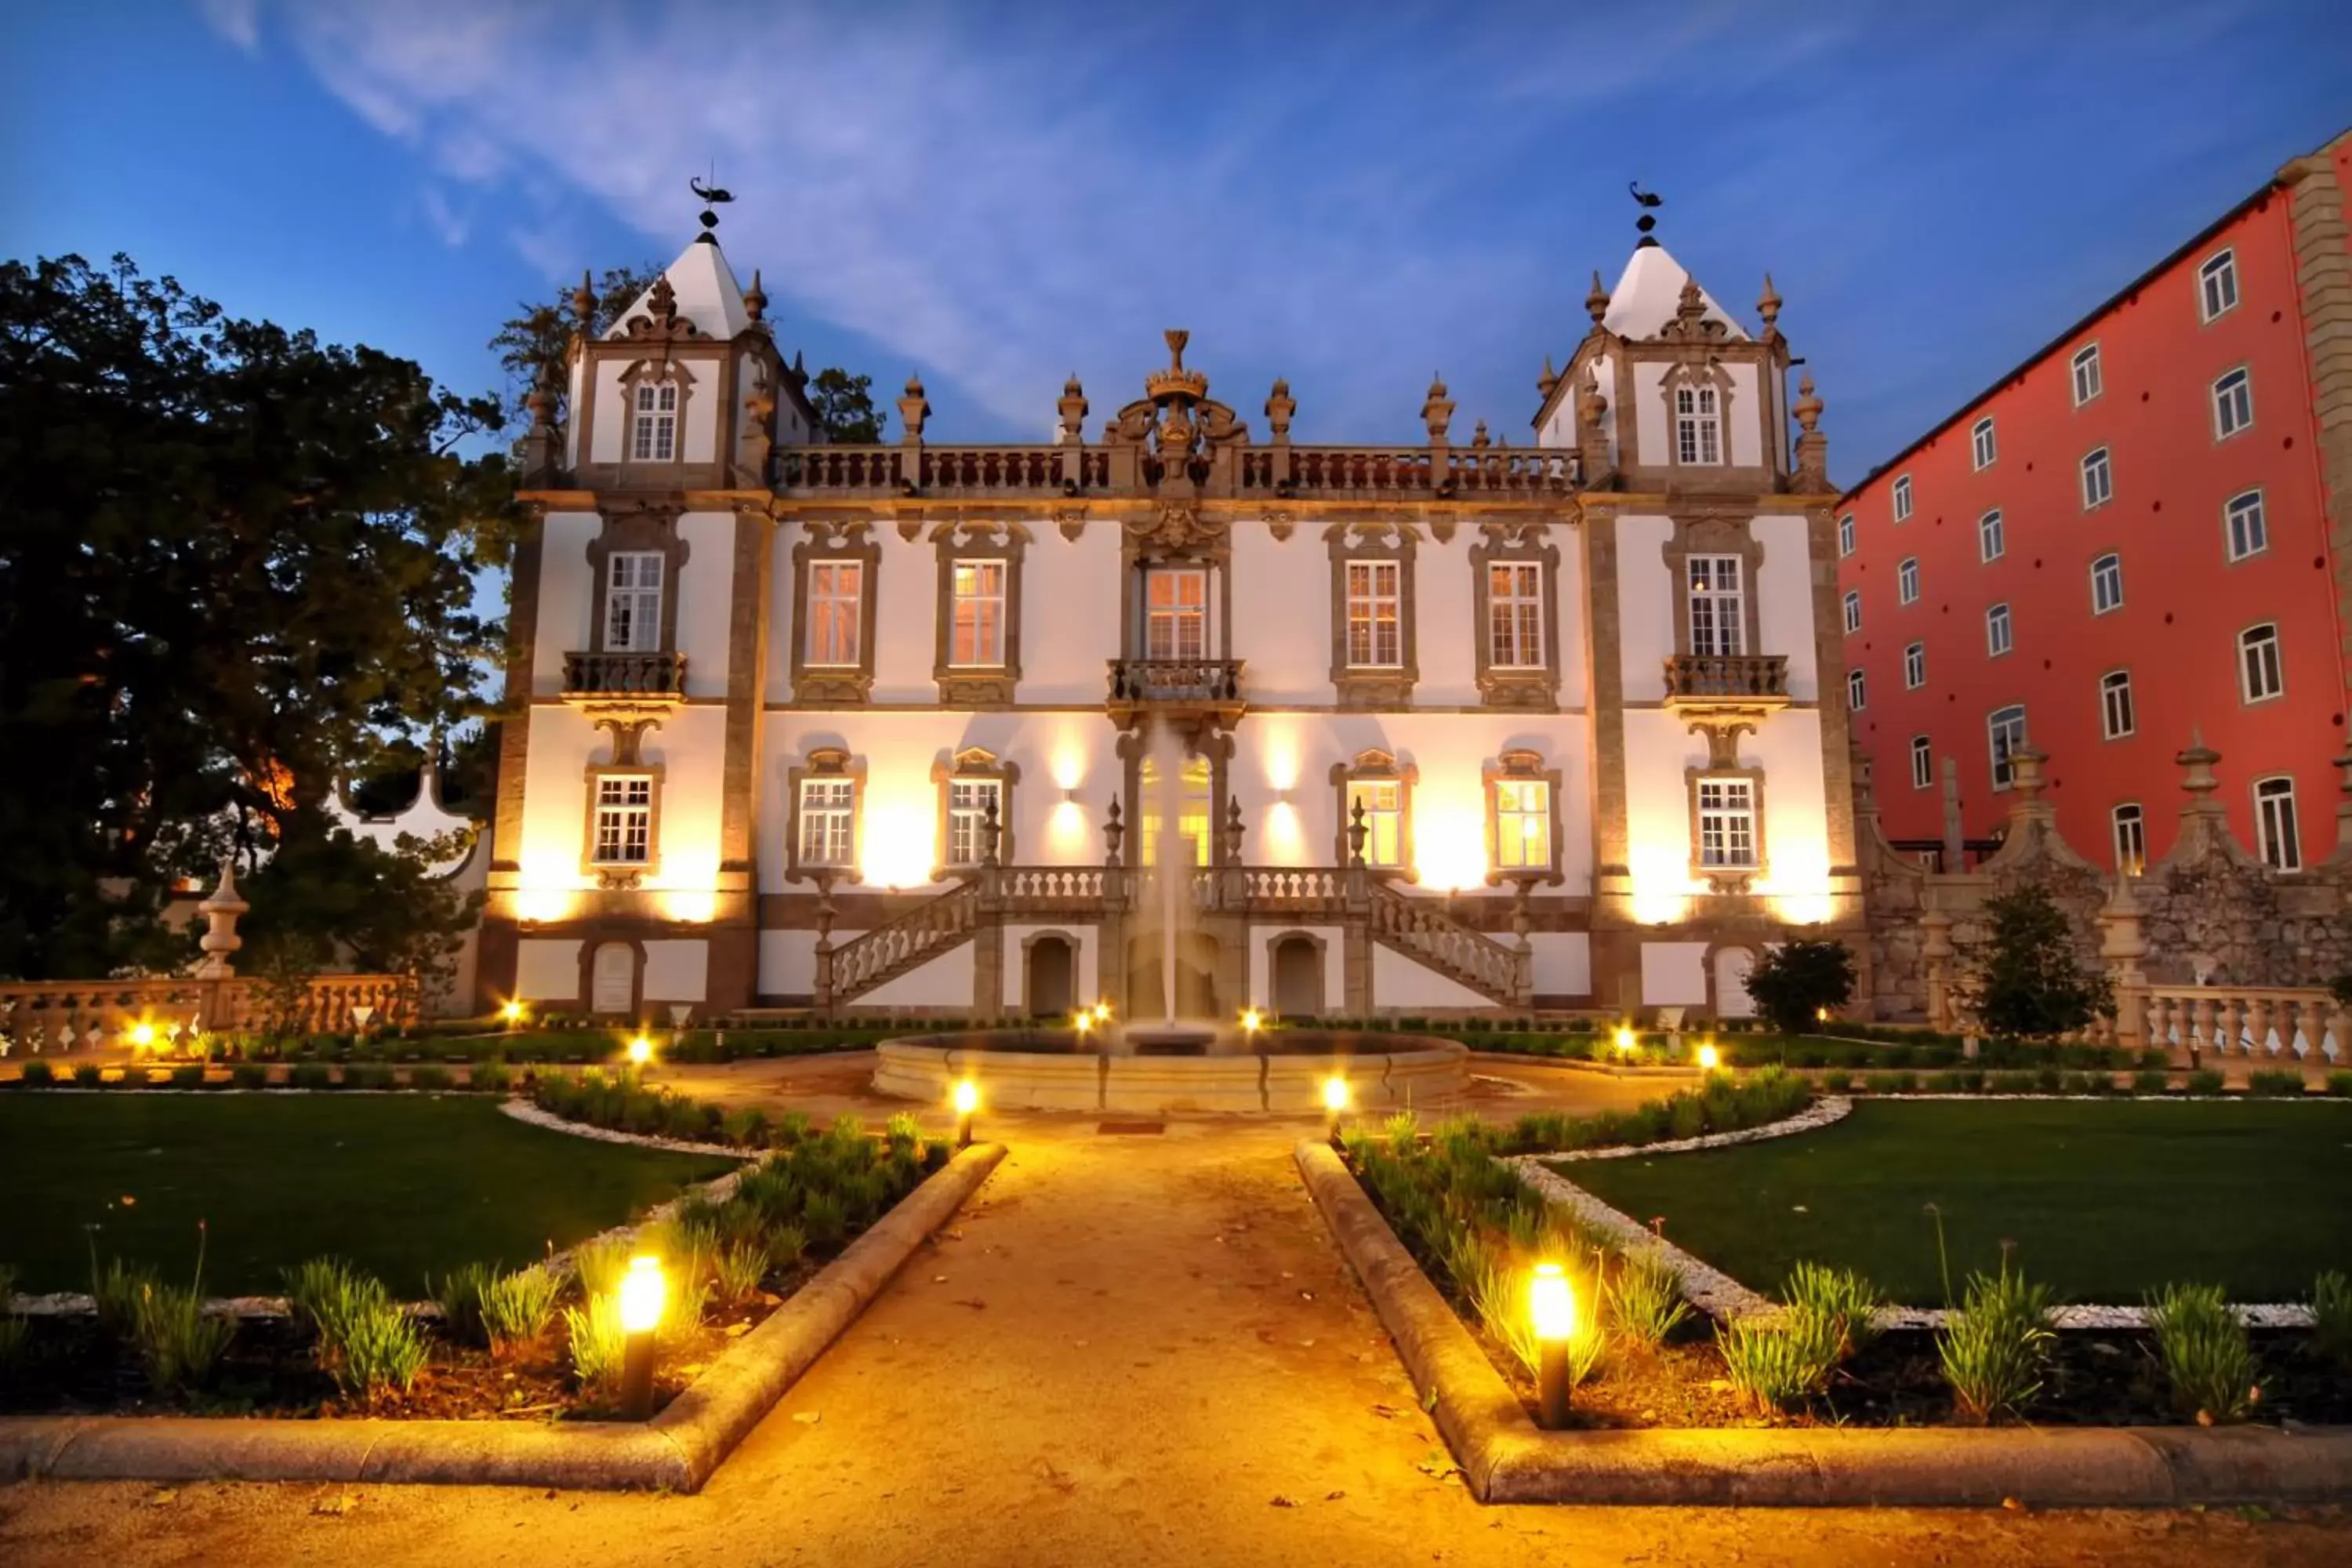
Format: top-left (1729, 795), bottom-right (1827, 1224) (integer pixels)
top-left (288, 1062), bottom-right (332, 1091)
top-left (1989, 1071), bottom-right (2036, 1095)
top-left (1822, 1071), bottom-right (1852, 1094)
top-left (712, 1241), bottom-right (768, 1304)
top-left (479, 1263), bottom-right (563, 1356)
top-left (2245, 1069), bottom-right (2305, 1098)
top-left (569, 1237), bottom-right (633, 1299)
top-left (1783, 1261), bottom-right (1886, 1362)
top-left (132, 1278), bottom-right (233, 1394)
top-left (408, 1063), bottom-right (452, 1092)
top-left (283, 1257), bottom-right (392, 1367)
top-left (1742, 938), bottom-right (1857, 1036)
top-left (430, 1260), bottom-right (495, 1345)
top-left (722, 1106), bottom-right (770, 1148)
top-left (89, 1255), bottom-right (154, 1337)
top-left (18, 1060), bottom-right (56, 1087)
top-left (2187, 1069), bottom-right (2227, 1096)
top-left (1955, 885), bottom-right (2114, 1038)
top-left (230, 1062), bottom-right (268, 1090)
top-left (2328, 1071), bottom-right (2352, 1099)
top-left (2146, 1282), bottom-right (2258, 1424)
top-left (563, 1292), bottom-right (628, 1393)
top-left (2131, 1069), bottom-right (2170, 1096)
top-left (1606, 1247), bottom-right (1690, 1351)
top-left (74, 1063), bottom-right (104, 1087)
top-left (1715, 1314), bottom-right (1841, 1414)
top-left (2310, 1271), bottom-right (2352, 1374)
top-left (335, 1301), bottom-right (428, 1401)
top-left (344, 1063), bottom-right (394, 1091)
top-left (470, 1059), bottom-right (512, 1094)
top-left (1937, 1261), bottom-right (2055, 1422)
top-left (2034, 1066), bottom-right (2063, 1094)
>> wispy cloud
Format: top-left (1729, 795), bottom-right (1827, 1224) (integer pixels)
top-left (194, 0), bottom-right (257, 52)
top-left (416, 185), bottom-right (470, 248)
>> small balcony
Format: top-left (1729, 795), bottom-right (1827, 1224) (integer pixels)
top-left (1105, 657), bottom-right (1247, 731)
top-left (1661, 653), bottom-right (1791, 718)
top-left (561, 650), bottom-right (688, 708)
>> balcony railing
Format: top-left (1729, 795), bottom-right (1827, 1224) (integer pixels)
top-left (1661, 653), bottom-right (1791, 709)
top-left (772, 441), bottom-right (1574, 503)
top-left (1240, 445), bottom-right (1578, 498)
top-left (778, 445), bottom-right (1108, 496)
top-left (562, 650), bottom-right (688, 702)
top-left (1105, 658), bottom-right (1247, 729)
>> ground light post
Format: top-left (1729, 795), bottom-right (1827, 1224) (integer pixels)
top-left (953, 1078), bottom-right (978, 1148)
top-left (617, 1254), bottom-right (665, 1421)
top-left (1322, 1074), bottom-right (1349, 1142)
top-left (1530, 1260), bottom-right (1577, 1429)
top-left (1697, 1040), bottom-right (1721, 1073)
top-left (628, 1033), bottom-right (654, 1070)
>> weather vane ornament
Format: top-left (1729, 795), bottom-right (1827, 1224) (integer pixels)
top-left (1630, 181), bottom-right (1662, 249)
top-left (691, 174), bottom-right (733, 245)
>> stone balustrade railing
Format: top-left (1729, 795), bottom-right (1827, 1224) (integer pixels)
top-left (1367, 883), bottom-right (1524, 1005)
top-left (1662, 653), bottom-right (1791, 702)
top-left (1106, 658), bottom-right (1245, 706)
top-left (825, 882), bottom-right (982, 1002)
top-left (1239, 445), bottom-right (1579, 498)
top-left (561, 649), bottom-right (688, 700)
top-left (0, 974), bottom-right (419, 1054)
top-left (774, 441), bottom-right (1577, 504)
top-left (2143, 985), bottom-right (2347, 1065)
top-left (777, 445), bottom-right (1109, 496)
top-left (996, 866), bottom-right (1109, 913)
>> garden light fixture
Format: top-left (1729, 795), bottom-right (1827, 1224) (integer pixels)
top-left (129, 1022), bottom-right (155, 1054)
top-left (1322, 1073), bottom-right (1349, 1138)
top-left (953, 1077), bottom-right (979, 1147)
top-left (1092, 1001), bottom-right (1112, 1025)
top-left (617, 1254), bottom-right (665, 1419)
top-left (1529, 1261), bottom-right (1577, 1428)
top-left (1241, 1007), bottom-right (1262, 1037)
top-left (1697, 1041), bottom-right (1721, 1072)
top-left (501, 1000), bottom-right (524, 1027)
top-left (1613, 1027), bottom-right (1635, 1056)
top-left (1074, 1009), bottom-right (1092, 1038)
top-left (628, 1034), bottom-right (654, 1068)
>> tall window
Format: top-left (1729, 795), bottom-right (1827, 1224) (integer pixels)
top-left (2089, 553), bottom-right (2124, 615)
top-left (1892, 474), bottom-right (1913, 521)
top-left (2238, 622), bottom-right (2282, 702)
top-left (1487, 562), bottom-right (1544, 668)
top-left (949, 560), bottom-right (1005, 666)
top-left (946, 776), bottom-right (1001, 867)
top-left (2255, 777), bottom-right (2300, 871)
top-left (1978, 509), bottom-right (2005, 563)
top-left (2081, 448), bottom-right (2113, 509)
top-left (1675, 383), bottom-right (1721, 464)
top-left (2099, 670), bottom-right (2136, 739)
top-left (1347, 779), bottom-right (1404, 869)
top-left (1846, 669), bottom-right (1866, 710)
top-left (2225, 490), bottom-right (2267, 561)
top-left (1842, 590), bottom-right (1861, 634)
top-left (1493, 779), bottom-right (1551, 872)
top-left (591, 775), bottom-right (653, 866)
top-left (630, 381), bottom-right (677, 462)
top-left (1971, 416), bottom-right (1997, 470)
top-left (604, 552), bottom-right (664, 652)
top-left (1986, 602), bottom-right (2013, 656)
top-left (2071, 343), bottom-right (2103, 405)
top-left (1697, 778), bottom-right (1758, 869)
top-left (1145, 568), bottom-right (1207, 660)
top-left (2198, 249), bottom-right (2238, 321)
top-left (1910, 735), bottom-right (1933, 790)
top-left (806, 561), bottom-right (864, 666)
top-left (1838, 513), bottom-right (1855, 557)
top-left (1345, 560), bottom-right (1403, 667)
top-left (2111, 803), bottom-right (2146, 876)
top-left (1897, 557), bottom-right (1920, 604)
top-left (1138, 755), bottom-right (1210, 869)
top-left (1987, 704), bottom-right (2027, 791)
top-left (1904, 641), bottom-right (1926, 690)
top-left (1686, 556), bottom-right (1744, 657)
top-left (797, 777), bottom-right (856, 869)
top-left (2212, 367), bottom-right (2253, 439)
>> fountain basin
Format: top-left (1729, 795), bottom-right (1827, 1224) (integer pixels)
top-left (872, 1030), bottom-right (1471, 1114)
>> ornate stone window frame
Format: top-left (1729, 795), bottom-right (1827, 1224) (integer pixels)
top-left (1329, 749), bottom-right (1417, 877)
top-left (1483, 748), bottom-right (1563, 887)
top-left (1469, 521), bottom-right (1562, 710)
top-left (789, 520), bottom-right (883, 705)
top-left (1686, 754), bottom-right (1769, 894)
top-left (1661, 514), bottom-right (1765, 658)
top-left (931, 520), bottom-right (1029, 706)
top-left (586, 504), bottom-right (692, 655)
top-left (785, 745), bottom-right (866, 884)
top-left (931, 746), bottom-right (1021, 877)
top-left (1658, 358), bottom-right (1736, 470)
top-left (1324, 521), bottom-right (1418, 707)
top-left (1263, 927), bottom-right (1329, 1017)
top-left (579, 717), bottom-right (666, 888)
top-left (615, 358), bottom-right (699, 470)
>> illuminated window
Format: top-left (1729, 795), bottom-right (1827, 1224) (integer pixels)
top-left (1897, 557), bottom-right (1920, 604)
top-left (1487, 562), bottom-right (1544, 668)
top-left (591, 775), bottom-right (653, 866)
top-left (2198, 249), bottom-right (2238, 321)
top-left (1345, 559), bottom-right (1403, 667)
top-left (1145, 568), bottom-right (1207, 660)
top-left (2090, 553), bottom-right (2124, 615)
top-left (807, 561), bottom-right (864, 666)
top-left (1971, 416), bottom-right (1997, 470)
top-left (1986, 602), bottom-right (2013, 656)
top-left (1909, 735), bottom-right (1933, 790)
top-left (2212, 367), bottom-right (2252, 439)
top-left (1675, 383), bottom-right (1721, 464)
top-left (2100, 669), bottom-right (2135, 739)
top-left (1892, 474), bottom-right (1913, 521)
top-left (2255, 777), bottom-right (2299, 870)
top-left (1979, 509), bottom-right (2005, 563)
top-left (2225, 490), bottom-right (2267, 562)
top-left (2238, 623), bottom-right (2282, 702)
top-left (2071, 343), bottom-right (2103, 405)
top-left (604, 552), bottom-right (663, 652)
top-left (2081, 447), bottom-right (2113, 509)
top-left (2112, 803), bottom-right (2145, 876)
top-left (630, 381), bottom-right (677, 462)
top-left (1904, 641), bottom-right (1926, 690)
top-left (1697, 777), bottom-right (1757, 869)
top-left (1347, 779), bottom-right (1404, 869)
top-left (945, 776), bottom-right (1002, 867)
top-left (949, 559), bottom-right (1005, 666)
top-left (1987, 704), bottom-right (2027, 791)
top-left (1686, 555), bottom-right (1744, 657)
top-left (1493, 779), bottom-right (1551, 872)
top-left (797, 777), bottom-right (856, 868)
top-left (1138, 753), bottom-right (1211, 869)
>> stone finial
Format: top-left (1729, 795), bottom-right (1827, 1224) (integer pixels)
top-left (2007, 744), bottom-right (2047, 804)
top-left (2176, 729), bottom-right (2221, 798)
top-left (1577, 363), bottom-right (1608, 427)
top-left (1102, 797), bottom-right (1124, 867)
top-left (1672, 278), bottom-right (1706, 332)
top-left (1757, 271), bottom-right (1782, 334)
top-left (1793, 372), bottom-right (1829, 486)
top-left (980, 794), bottom-right (1002, 869)
top-left (647, 275), bottom-right (679, 328)
top-left (524, 355), bottom-right (559, 434)
top-left (1421, 374), bottom-right (1454, 445)
top-left (1058, 373), bottom-right (1088, 442)
top-left (898, 374), bottom-right (930, 445)
top-left (1265, 378), bottom-right (1295, 441)
top-left (743, 268), bottom-right (767, 325)
top-left (1347, 799), bottom-right (1368, 867)
top-left (1223, 797), bottom-right (1245, 862)
top-left (1472, 419), bottom-right (1490, 450)
top-left (570, 270), bottom-right (597, 332)
top-left (1585, 269), bottom-right (1609, 325)
top-left (194, 857), bottom-right (249, 981)
top-left (1536, 355), bottom-right (1559, 399)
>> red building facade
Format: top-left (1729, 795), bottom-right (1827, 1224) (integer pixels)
top-left (1838, 129), bottom-right (2352, 873)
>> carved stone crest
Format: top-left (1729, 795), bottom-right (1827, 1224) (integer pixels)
top-left (1124, 503), bottom-right (1229, 556)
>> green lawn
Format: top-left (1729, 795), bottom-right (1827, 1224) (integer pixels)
top-left (1559, 1101), bottom-right (2352, 1306)
top-left (0, 1095), bottom-right (738, 1295)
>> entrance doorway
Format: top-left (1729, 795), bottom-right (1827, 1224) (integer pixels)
top-left (1270, 935), bottom-right (1323, 1018)
top-left (1025, 934), bottom-right (1076, 1019)
top-left (1713, 946), bottom-right (1758, 1019)
top-left (590, 942), bottom-right (635, 1014)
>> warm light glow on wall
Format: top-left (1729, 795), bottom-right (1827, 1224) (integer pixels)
top-left (1759, 826), bottom-right (1833, 927)
top-left (1415, 810), bottom-right (1487, 892)
top-left (1770, 891), bottom-right (1834, 926)
top-left (1259, 724), bottom-right (1301, 793)
top-left (516, 884), bottom-right (580, 924)
top-left (1263, 800), bottom-right (1305, 863)
top-left (1626, 843), bottom-right (1694, 925)
top-left (862, 799), bottom-right (937, 890)
top-left (659, 888), bottom-right (717, 924)
top-left (1048, 799), bottom-right (1090, 853)
top-left (1050, 739), bottom-right (1087, 793)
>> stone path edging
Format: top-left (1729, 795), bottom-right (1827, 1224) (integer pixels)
top-left (0, 1143), bottom-right (1006, 1493)
top-left (1295, 1139), bottom-right (2352, 1508)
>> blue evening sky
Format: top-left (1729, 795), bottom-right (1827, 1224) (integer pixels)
top-left (3, 1), bottom-right (2347, 487)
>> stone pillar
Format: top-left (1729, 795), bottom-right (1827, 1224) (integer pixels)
top-left (2097, 873), bottom-right (2150, 1050)
top-left (1511, 880), bottom-right (1535, 1011)
top-left (974, 841), bottom-right (1005, 1024)
top-left (1940, 758), bottom-right (1965, 873)
top-left (811, 876), bottom-right (837, 1020)
top-left (1920, 906), bottom-right (1954, 1033)
top-left (1342, 862), bottom-right (1372, 1019)
top-left (194, 858), bottom-right (249, 1032)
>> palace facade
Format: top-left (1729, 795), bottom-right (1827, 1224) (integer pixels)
top-left (480, 227), bottom-right (1863, 1023)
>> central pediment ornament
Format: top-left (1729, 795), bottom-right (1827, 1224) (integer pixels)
top-left (1124, 503), bottom-right (1228, 554)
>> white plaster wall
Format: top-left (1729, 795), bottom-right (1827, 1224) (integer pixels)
top-left (871, 529), bottom-right (938, 702)
top-left (1022, 522), bottom-right (1123, 702)
top-left (586, 361), bottom-right (629, 466)
top-left (1726, 363), bottom-right (1764, 468)
top-left (516, 938), bottom-right (583, 1001)
top-left (1620, 707), bottom-right (1833, 923)
top-left (765, 524), bottom-right (796, 695)
top-left (1614, 513), bottom-right (1676, 702)
top-left (516, 708), bottom-right (604, 906)
top-left (1372, 945), bottom-right (1495, 1009)
top-left (1229, 524), bottom-right (1327, 706)
top-left (1247, 923), bottom-right (1344, 1010)
top-left (533, 512), bottom-right (601, 699)
top-left (680, 362), bottom-right (720, 464)
top-left (1752, 512), bottom-right (1819, 699)
top-left (1414, 528), bottom-right (1478, 705)
top-left (1639, 941), bottom-right (1709, 1006)
top-left (1004, 923), bottom-right (1099, 1013)
top-left (1530, 932), bottom-right (1591, 997)
top-left (675, 512), bottom-right (735, 698)
top-left (641, 939), bottom-right (710, 1003)
top-left (858, 946), bottom-right (975, 1007)
top-left (566, 358), bottom-right (587, 470)
top-left (759, 930), bottom-right (818, 998)
top-left (1632, 361), bottom-right (1669, 465)
top-left (1553, 535), bottom-right (1589, 709)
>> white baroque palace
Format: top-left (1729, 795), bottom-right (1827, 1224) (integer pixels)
top-left (482, 228), bottom-right (1861, 1022)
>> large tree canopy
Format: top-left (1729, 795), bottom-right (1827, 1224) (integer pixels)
top-left (0, 254), bottom-right (514, 979)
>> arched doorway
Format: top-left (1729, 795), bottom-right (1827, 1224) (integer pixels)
top-left (1712, 946), bottom-right (1758, 1020)
top-left (590, 942), bottom-right (636, 1015)
top-left (1271, 934), bottom-right (1323, 1018)
top-left (1025, 934), bottom-right (1075, 1020)
top-left (1126, 933), bottom-right (1219, 1020)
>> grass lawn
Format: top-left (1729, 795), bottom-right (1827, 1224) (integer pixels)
top-left (0, 1095), bottom-right (738, 1296)
top-left (1559, 1100), bottom-right (2352, 1306)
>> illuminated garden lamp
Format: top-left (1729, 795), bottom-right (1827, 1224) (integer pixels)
top-left (1815, 1006), bottom-right (1830, 1024)
top-left (627, 1034), bottom-right (655, 1069)
top-left (1092, 1002), bottom-right (1112, 1025)
top-left (953, 1077), bottom-right (979, 1148)
top-left (1073, 1009), bottom-right (1093, 1040)
top-left (500, 1000), bottom-right (524, 1029)
top-left (128, 1022), bottom-right (156, 1057)
top-left (1530, 1261), bottom-right (1578, 1429)
top-left (1697, 1040), bottom-right (1721, 1073)
top-left (617, 1254), bottom-right (666, 1420)
top-left (1321, 1073), bottom-right (1350, 1140)
top-left (1241, 1007), bottom-right (1263, 1040)
top-left (1613, 1026), bottom-right (1636, 1057)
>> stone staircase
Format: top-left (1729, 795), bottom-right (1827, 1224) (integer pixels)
top-left (824, 882), bottom-right (982, 1005)
top-left (1365, 882), bottom-right (1526, 1007)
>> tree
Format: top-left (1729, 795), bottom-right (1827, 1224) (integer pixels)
top-left (1958, 885), bottom-right (2114, 1038)
top-left (808, 367), bottom-right (887, 443)
top-left (0, 254), bottom-right (514, 978)
top-left (237, 806), bottom-right (481, 993)
top-left (488, 262), bottom-right (660, 444)
top-left (1744, 939), bottom-right (1857, 1037)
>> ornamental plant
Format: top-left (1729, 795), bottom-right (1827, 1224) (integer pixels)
top-left (1742, 939), bottom-right (1857, 1037)
top-left (1937, 1260), bottom-right (2056, 1422)
top-left (1955, 885), bottom-right (2113, 1038)
top-left (2146, 1282), bottom-right (2258, 1424)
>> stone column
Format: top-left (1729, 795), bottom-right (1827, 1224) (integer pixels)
top-left (193, 858), bottom-right (249, 1032)
top-left (1342, 862), bottom-right (1372, 1019)
top-left (811, 876), bottom-right (837, 1021)
top-left (2097, 873), bottom-right (2150, 1050)
top-left (1920, 906), bottom-right (1955, 1033)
